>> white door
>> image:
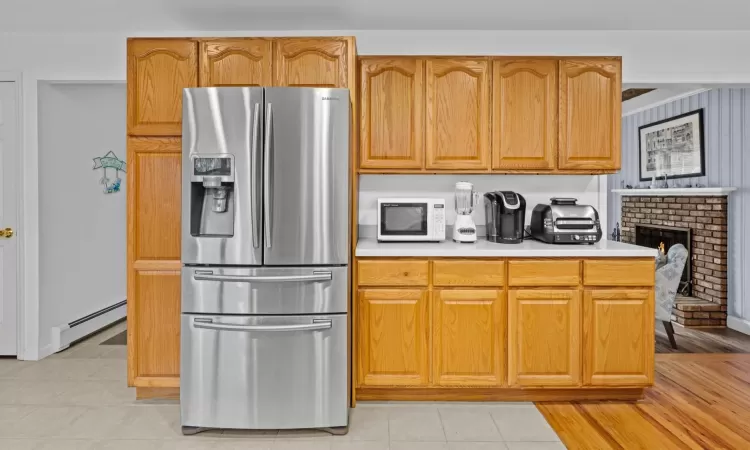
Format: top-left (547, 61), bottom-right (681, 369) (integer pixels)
top-left (0, 81), bottom-right (18, 355)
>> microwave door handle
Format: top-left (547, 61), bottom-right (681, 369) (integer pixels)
top-left (194, 318), bottom-right (332, 332)
top-left (251, 102), bottom-right (261, 248)
top-left (193, 271), bottom-right (332, 283)
top-left (263, 103), bottom-right (273, 248)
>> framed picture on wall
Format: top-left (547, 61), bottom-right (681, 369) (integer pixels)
top-left (638, 109), bottom-right (706, 181)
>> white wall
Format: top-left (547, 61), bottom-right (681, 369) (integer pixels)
top-left (37, 83), bottom-right (126, 355)
top-left (360, 174), bottom-right (604, 233)
top-left (6, 30), bottom-right (750, 82)
top-left (5, 29), bottom-right (750, 358)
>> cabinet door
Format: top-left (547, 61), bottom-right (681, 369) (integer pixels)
top-left (492, 59), bottom-right (557, 170)
top-left (433, 289), bottom-right (504, 386)
top-left (508, 289), bottom-right (581, 386)
top-left (127, 137), bottom-right (182, 388)
top-left (132, 270), bottom-right (181, 382)
top-left (559, 58), bottom-right (621, 170)
top-left (358, 289), bottom-right (429, 386)
top-left (584, 289), bottom-right (654, 386)
top-left (129, 138), bottom-right (182, 261)
top-left (425, 59), bottom-right (490, 170)
top-left (360, 58), bottom-right (424, 170)
top-left (273, 38), bottom-right (351, 88)
top-left (127, 39), bottom-right (198, 136)
top-left (199, 39), bottom-right (272, 87)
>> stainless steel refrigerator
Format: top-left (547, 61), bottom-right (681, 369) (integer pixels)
top-left (180, 87), bottom-right (350, 433)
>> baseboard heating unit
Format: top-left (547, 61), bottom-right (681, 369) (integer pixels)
top-left (50, 300), bottom-right (127, 353)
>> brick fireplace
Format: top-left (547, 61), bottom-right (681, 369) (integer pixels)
top-left (619, 195), bottom-right (728, 326)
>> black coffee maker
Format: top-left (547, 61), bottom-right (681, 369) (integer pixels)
top-left (484, 191), bottom-right (526, 244)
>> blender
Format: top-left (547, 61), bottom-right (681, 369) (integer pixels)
top-left (453, 181), bottom-right (478, 243)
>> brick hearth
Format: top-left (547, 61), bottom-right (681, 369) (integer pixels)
top-left (619, 195), bottom-right (728, 326)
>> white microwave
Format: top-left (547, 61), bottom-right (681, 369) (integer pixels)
top-left (377, 198), bottom-right (446, 242)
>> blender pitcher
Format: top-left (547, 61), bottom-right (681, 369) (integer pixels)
top-left (453, 182), bottom-right (478, 243)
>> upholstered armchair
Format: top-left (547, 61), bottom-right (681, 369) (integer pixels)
top-left (655, 243), bottom-right (689, 349)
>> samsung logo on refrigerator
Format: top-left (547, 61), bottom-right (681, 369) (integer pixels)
top-left (322, 97), bottom-right (339, 101)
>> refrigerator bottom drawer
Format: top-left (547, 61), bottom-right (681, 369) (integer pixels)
top-left (180, 314), bottom-right (348, 430)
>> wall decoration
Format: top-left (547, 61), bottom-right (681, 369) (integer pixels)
top-left (93, 151), bottom-right (126, 194)
top-left (638, 109), bottom-right (705, 181)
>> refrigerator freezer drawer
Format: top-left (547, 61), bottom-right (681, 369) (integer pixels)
top-left (182, 266), bottom-right (348, 315)
top-left (180, 314), bottom-right (348, 430)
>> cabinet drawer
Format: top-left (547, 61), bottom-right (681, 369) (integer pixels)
top-left (358, 260), bottom-right (429, 286)
top-left (433, 260), bottom-right (505, 287)
top-left (508, 260), bottom-right (580, 287)
top-left (584, 260), bottom-right (654, 287)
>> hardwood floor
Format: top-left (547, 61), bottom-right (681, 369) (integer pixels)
top-left (538, 354), bottom-right (750, 449)
top-left (656, 323), bottom-right (750, 353)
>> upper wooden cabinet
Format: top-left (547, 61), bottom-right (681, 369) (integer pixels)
top-left (360, 58), bottom-right (424, 170)
top-left (492, 59), bottom-right (557, 170)
top-left (425, 59), bottom-right (490, 170)
top-left (433, 289), bottom-right (504, 386)
top-left (273, 38), bottom-right (353, 88)
top-left (508, 289), bottom-right (581, 387)
top-left (357, 289), bottom-right (429, 387)
top-left (127, 39), bottom-right (198, 136)
top-left (559, 58), bottom-right (622, 171)
top-left (199, 39), bottom-right (272, 87)
top-left (584, 289), bottom-right (654, 387)
top-left (356, 55), bottom-right (622, 174)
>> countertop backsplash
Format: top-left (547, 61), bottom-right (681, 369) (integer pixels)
top-left (358, 174), bottom-right (602, 228)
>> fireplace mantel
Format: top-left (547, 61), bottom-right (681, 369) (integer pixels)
top-left (612, 187), bottom-right (737, 196)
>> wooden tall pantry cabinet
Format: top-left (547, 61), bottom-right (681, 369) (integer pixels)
top-left (126, 37), bottom-right (357, 397)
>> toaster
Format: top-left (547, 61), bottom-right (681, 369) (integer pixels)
top-left (530, 198), bottom-right (602, 244)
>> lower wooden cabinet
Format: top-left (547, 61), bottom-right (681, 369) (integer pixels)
top-left (131, 269), bottom-right (181, 383)
top-left (583, 289), bottom-right (654, 386)
top-left (357, 289), bottom-right (429, 386)
top-left (352, 258), bottom-right (656, 400)
top-left (433, 289), bottom-right (504, 386)
top-left (508, 289), bottom-right (581, 387)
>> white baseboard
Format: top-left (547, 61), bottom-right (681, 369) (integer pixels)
top-left (727, 315), bottom-right (750, 335)
top-left (49, 301), bottom-right (127, 355)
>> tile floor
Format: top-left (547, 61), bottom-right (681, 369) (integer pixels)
top-left (0, 322), bottom-right (565, 449)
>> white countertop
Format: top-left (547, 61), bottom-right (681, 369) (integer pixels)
top-left (356, 238), bottom-right (656, 258)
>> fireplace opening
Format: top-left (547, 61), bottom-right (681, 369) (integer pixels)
top-left (635, 224), bottom-right (692, 296)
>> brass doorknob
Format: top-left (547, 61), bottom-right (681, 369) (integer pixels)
top-left (0, 228), bottom-right (13, 238)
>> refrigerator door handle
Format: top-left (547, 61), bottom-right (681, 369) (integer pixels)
top-left (193, 271), bottom-right (333, 283)
top-left (263, 102), bottom-right (273, 248)
top-left (193, 318), bottom-right (332, 332)
top-left (251, 102), bottom-right (261, 248)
